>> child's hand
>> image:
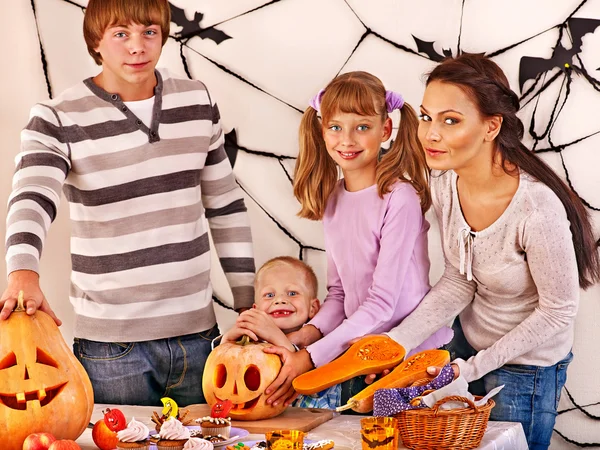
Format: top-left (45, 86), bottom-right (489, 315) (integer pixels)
top-left (237, 310), bottom-right (294, 351)
top-left (221, 325), bottom-right (259, 343)
top-left (262, 347), bottom-right (313, 407)
top-left (286, 324), bottom-right (323, 349)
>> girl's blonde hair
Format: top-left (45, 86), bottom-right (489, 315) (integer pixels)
top-left (293, 71), bottom-right (431, 220)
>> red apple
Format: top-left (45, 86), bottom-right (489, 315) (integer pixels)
top-left (91, 418), bottom-right (118, 450)
top-left (22, 432), bottom-right (56, 450)
top-left (48, 440), bottom-right (81, 450)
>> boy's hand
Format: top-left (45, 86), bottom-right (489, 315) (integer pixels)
top-left (221, 324), bottom-right (259, 343)
top-left (286, 324), bottom-right (323, 349)
top-left (0, 270), bottom-right (61, 325)
top-left (236, 310), bottom-right (294, 351)
top-left (262, 347), bottom-right (313, 407)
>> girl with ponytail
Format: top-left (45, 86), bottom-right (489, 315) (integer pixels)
top-left (383, 54), bottom-right (600, 450)
top-left (263, 71), bottom-right (452, 409)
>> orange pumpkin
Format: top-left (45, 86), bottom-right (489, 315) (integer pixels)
top-left (202, 336), bottom-right (286, 421)
top-left (0, 292), bottom-right (94, 450)
top-left (337, 349), bottom-right (451, 413)
top-left (293, 335), bottom-right (406, 394)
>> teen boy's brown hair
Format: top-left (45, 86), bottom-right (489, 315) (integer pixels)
top-left (83, 0), bottom-right (171, 65)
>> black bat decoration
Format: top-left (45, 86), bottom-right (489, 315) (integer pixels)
top-left (518, 17), bottom-right (600, 92)
top-left (224, 129), bottom-right (239, 168)
top-left (412, 35), bottom-right (452, 62)
top-left (169, 2), bottom-right (232, 44)
top-left (361, 434), bottom-right (396, 449)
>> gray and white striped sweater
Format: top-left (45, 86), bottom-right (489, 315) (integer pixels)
top-left (6, 69), bottom-right (255, 342)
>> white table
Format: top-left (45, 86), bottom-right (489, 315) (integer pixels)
top-left (76, 405), bottom-right (529, 450)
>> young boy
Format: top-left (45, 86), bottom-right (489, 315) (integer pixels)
top-left (1, 0), bottom-right (255, 406)
top-left (222, 256), bottom-right (341, 409)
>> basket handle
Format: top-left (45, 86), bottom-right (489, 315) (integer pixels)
top-left (431, 395), bottom-right (479, 416)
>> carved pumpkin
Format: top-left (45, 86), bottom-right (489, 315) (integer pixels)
top-left (202, 336), bottom-right (286, 421)
top-left (0, 293), bottom-right (94, 450)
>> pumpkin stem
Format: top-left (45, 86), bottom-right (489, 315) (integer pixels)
top-left (237, 335), bottom-right (251, 346)
top-left (15, 290), bottom-right (26, 312)
top-left (335, 400), bottom-right (357, 412)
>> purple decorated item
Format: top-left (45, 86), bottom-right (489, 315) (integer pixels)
top-left (308, 88), bottom-right (404, 113)
top-left (309, 88), bottom-right (325, 111)
top-left (385, 90), bottom-right (404, 112)
top-left (373, 364), bottom-right (455, 416)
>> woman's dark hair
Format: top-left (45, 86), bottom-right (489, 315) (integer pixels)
top-left (427, 53), bottom-right (600, 289)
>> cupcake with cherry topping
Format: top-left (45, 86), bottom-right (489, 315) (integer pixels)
top-left (157, 416), bottom-right (191, 450)
top-left (116, 417), bottom-right (151, 450)
top-left (196, 400), bottom-right (233, 438)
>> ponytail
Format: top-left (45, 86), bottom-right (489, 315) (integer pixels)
top-left (293, 107), bottom-right (338, 220)
top-left (377, 103), bottom-right (431, 212)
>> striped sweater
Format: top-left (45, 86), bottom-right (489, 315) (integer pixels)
top-left (6, 69), bottom-right (255, 342)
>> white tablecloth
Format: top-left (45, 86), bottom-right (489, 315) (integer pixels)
top-left (76, 405), bottom-right (529, 450)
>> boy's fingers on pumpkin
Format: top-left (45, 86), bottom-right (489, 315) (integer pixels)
top-left (0, 298), bottom-right (17, 320)
top-left (268, 377), bottom-right (294, 406)
top-left (231, 326), bottom-right (258, 342)
top-left (282, 387), bottom-right (299, 407)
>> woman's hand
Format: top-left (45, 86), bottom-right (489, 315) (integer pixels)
top-left (427, 363), bottom-right (460, 379)
top-left (262, 347), bottom-right (314, 407)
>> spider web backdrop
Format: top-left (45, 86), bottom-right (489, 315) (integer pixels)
top-left (26, 0), bottom-right (600, 446)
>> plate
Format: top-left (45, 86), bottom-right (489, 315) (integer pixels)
top-left (240, 439), bottom-right (316, 449)
top-left (193, 426), bottom-right (250, 447)
top-left (148, 426), bottom-right (249, 449)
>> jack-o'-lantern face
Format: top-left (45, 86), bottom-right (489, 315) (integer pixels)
top-left (0, 304), bottom-right (94, 450)
top-left (0, 346), bottom-right (68, 410)
top-left (202, 338), bottom-right (287, 421)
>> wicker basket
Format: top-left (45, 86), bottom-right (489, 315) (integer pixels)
top-left (394, 395), bottom-right (495, 450)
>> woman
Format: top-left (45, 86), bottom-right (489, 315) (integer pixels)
top-left (384, 54), bottom-right (600, 450)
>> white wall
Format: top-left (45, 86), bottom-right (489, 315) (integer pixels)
top-left (1, 0), bottom-right (599, 447)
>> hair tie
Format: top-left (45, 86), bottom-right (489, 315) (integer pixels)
top-left (309, 88), bottom-right (404, 113)
top-left (309, 88), bottom-right (325, 112)
top-left (385, 90), bottom-right (404, 112)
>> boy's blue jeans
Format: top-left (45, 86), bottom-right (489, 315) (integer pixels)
top-left (73, 324), bottom-right (219, 406)
top-left (446, 318), bottom-right (572, 450)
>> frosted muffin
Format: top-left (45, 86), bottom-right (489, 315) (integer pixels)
top-left (157, 416), bottom-right (191, 450)
top-left (196, 416), bottom-right (232, 438)
top-left (184, 437), bottom-right (215, 450)
top-left (116, 417), bottom-right (150, 450)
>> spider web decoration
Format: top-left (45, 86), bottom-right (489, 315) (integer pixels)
top-left (27, 0), bottom-right (600, 445)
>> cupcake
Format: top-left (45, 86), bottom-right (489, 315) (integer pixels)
top-left (157, 416), bottom-right (191, 450)
top-left (184, 437), bottom-right (214, 450)
top-left (196, 416), bottom-right (232, 438)
top-left (116, 417), bottom-right (151, 450)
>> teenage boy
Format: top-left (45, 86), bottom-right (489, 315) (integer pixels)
top-left (1, 0), bottom-right (255, 406)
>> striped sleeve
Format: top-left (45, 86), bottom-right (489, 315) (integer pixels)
top-left (201, 97), bottom-right (255, 309)
top-left (6, 104), bottom-right (71, 275)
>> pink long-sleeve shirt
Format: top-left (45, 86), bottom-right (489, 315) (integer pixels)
top-left (307, 180), bottom-right (453, 367)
